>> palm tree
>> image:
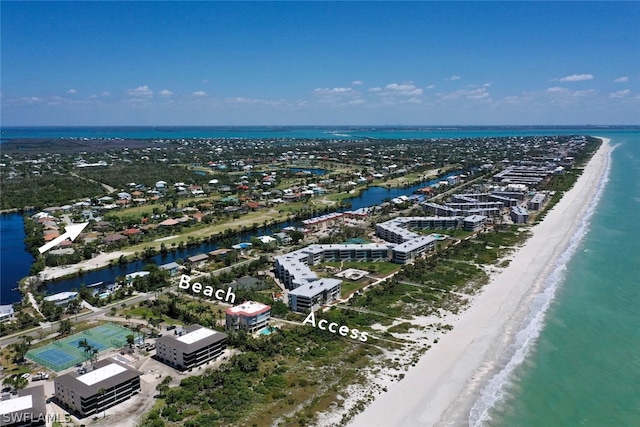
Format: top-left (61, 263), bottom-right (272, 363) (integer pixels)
top-left (133, 324), bottom-right (143, 345)
top-left (13, 376), bottom-right (28, 391)
top-left (2, 376), bottom-right (15, 390)
top-left (97, 388), bottom-right (107, 417)
top-left (77, 338), bottom-right (92, 367)
top-left (91, 347), bottom-right (99, 367)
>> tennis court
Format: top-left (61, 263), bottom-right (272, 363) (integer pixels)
top-left (37, 348), bottom-right (78, 366)
top-left (26, 323), bottom-right (135, 371)
top-left (66, 338), bottom-right (108, 351)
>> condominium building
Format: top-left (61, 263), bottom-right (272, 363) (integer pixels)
top-left (155, 325), bottom-right (227, 371)
top-left (274, 244), bottom-right (390, 289)
top-left (493, 166), bottom-right (554, 185)
top-left (225, 301), bottom-right (271, 333)
top-left (510, 206), bottom-right (530, 224)
top-left (0, 385), bottom-right (46, 427)
top-left (463, 215), bottom-right (488, 232)
top-left (423, 202), bottom-right (461, 217)
top-left (391, 235), bottom-right (438, 264)
top-left (376, 216), bottom-right (462, 244)
top-left (492, 190), bottom-right (526, 201)
top-left (487, 194), bottom-right (519, 207)
top-left (288, 278), bottom-right (342, 313)
top-left (54, 359), bottom-right (141, 418)
top-left (528, 193), bottom-right (547, 210)
top-left (445, 201), bottom-right (504, 211)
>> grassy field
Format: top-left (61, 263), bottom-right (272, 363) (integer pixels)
top-left (321, 261), bottom-right (402, 277)
top-left (339, 278), bottom-right (375, 298)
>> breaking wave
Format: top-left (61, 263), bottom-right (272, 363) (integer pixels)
top-left (468, 143), bottom-right (613, 426)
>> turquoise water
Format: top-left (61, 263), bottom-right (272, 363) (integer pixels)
top-left (259, 326), bottom-right (277, 336)
top-left (2, 125), bottom-right (637, 141)
top-left (471, 132), bottom-right (640, 426)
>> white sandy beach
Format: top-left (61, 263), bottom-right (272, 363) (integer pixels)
top-left (349, 138), bottom-right (612, 427)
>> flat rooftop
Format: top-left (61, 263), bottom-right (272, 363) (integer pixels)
top-left (226, 301), bottom-right (270, 316)
top-left (177, 327), bottom-right (216, 344)
top-left (0, 395), bottom-right (32, 415)
top-left (78, 362), bottom-right (127, 386)
top-left (290, 278), bottom-right (342, 298)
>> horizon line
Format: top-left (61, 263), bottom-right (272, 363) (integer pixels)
top-left (2, 124), bottom-right (639, 128)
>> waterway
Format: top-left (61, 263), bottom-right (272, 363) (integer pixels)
top-left (288, 168), bottom-right (327, 175)
top-left (0, 213), bottom-right (35, 304)
top-left (0, 171), bottom-right (458, 303)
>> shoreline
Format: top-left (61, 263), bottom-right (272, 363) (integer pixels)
top-left (349, 137), bottom-right (612, 426)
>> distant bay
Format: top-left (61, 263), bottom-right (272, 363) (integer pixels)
top-left (2, 125), bottom-right (637, 142)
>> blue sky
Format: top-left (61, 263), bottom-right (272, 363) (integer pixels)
top-left (1, 1), bottom-right (638, 126)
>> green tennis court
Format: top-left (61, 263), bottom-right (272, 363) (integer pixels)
top-left (26, 323), bottom-right (135, 371)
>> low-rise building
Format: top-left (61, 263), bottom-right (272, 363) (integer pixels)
top-left (288, 278), bottom-right (342, 313)
top-left (225, 301), bottom-right (271, 333)
top-left (391, 235), bottom-right (438, 264)
top-left (186, 253), bottom-right (209, 268)
top-left (0, 385), bottom-right (46, 427)
top-left (0, 305), bottom-right (14, 323)
top-left (528, 193), bottom-right (547, 210)
top-left (54, 359), bottom-right (141, 418)
top-left (273, 232), bottom-right (293, 245)
top-left (43, 292), bottom-right (78, 306)
top-left (510, 206), bottom-right (530, 224)
top-left (155, 325), bottom-right (227, 371)
top-left (463, 215), bottom-right (487, 232)
top-left (275, 244), bottom-right (390, 289)
top-left (158, 262), bottom-right (181, 276)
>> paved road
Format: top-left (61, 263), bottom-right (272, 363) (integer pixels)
top-left (1, 257), bottom-right (259, 349)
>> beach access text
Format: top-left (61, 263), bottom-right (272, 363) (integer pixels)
top-left (178, 274), bottom-right (236, 304)
top-left (303, 311), bottom-right (369, 342)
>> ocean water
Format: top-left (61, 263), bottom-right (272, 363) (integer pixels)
top-left (471, 132), bottom-right (640, 426)
top-left (1, 125), bottom-right (637, 142)
top-left (2, 127), bottom-right (638, 425)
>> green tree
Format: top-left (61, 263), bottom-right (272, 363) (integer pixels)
top-left (58, 319), bottom-right (72, 335)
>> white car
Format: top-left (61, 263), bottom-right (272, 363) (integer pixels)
top-left (20, 373), bottom-right (30, 380)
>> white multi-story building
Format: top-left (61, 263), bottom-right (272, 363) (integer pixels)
top-left (376, 216), bottom-right (463, 244)
top-left (463, 215), bottom-right (487, 232)
top-left (225, 301), bottom-right (271, 333)
top-left (288, 278), bottom-right (342, 313)
top-left (275, 244), bottom-right (391, 289)
top-left (391, 235), bottom-right (438, 264)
